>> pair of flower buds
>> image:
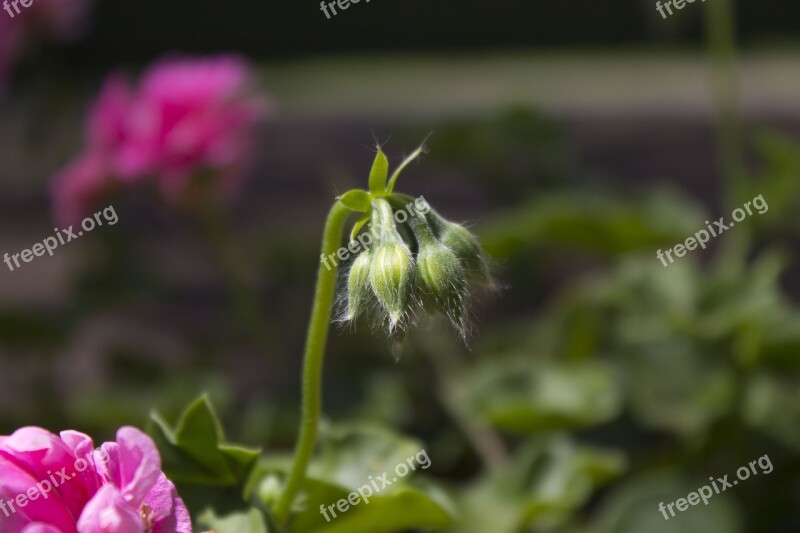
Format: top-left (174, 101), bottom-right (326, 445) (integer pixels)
top-left (343, 190), bottom-right (492, 341)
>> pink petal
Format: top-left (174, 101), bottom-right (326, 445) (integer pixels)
top-left (1, 427), bottom-right (94, 521)
top-left (76, 486), bottom-right (141, 533)
top-left (59, 431), bottom-right (101, 498)
top-left (145, 474), bottom-right (192, 533)
top-left (114, 427), bottom-right (162, 508)
top-left (87, 74), bottom-right (133, 152)
top-left (22, 524), bottom-right (65, 533)
top-left (0, 455), bottom-right (77, 533)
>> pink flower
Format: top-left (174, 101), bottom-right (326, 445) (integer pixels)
top-left (0, 426), bottom-right (191, 533)
top-left (51, 55), bottom-right (268, 222)
top-left (124, 56), bottom-right (268, 200)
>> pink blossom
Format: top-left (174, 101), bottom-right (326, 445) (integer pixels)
top-left (0, 426), bottom-right (191, 533)
top-left (51, 55), bottom-right (268, 222)
top-left (124, 56), bottom-right (268, 199)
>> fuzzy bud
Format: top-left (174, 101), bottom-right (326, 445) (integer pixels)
top-left (369, 199), bottom-right (414, 329)
top-left (346, 251), bottom-right (372, 320)
top-left (417, 239), bottom-right (469, 336)
top-left (429, 212), bottom-right (492, 285)
top-left (370, 241), bottom-right (413, 329)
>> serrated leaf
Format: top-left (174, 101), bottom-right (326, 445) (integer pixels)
top-left (337, 190), bottom-right (371, 213)
top-left (368, 150), bottom-right (389, 193)
top-left (149, 395), bottom-right (260, 486)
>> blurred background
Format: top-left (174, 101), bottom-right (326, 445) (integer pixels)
top-left (1, 0), bottom-right (800, 531)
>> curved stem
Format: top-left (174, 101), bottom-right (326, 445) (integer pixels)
top-left (273, 201), bottom-right (351, 526)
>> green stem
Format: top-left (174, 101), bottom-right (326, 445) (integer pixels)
top-left (273, 201), bottom-right (351, 526)
top-left (706, 0), bottom-right (746, 206)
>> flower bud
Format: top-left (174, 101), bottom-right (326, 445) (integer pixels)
top-left (369, 198), bottom-right (415, 329)
top-left (428, 212), bottom-right (492, 285)
top-left (346, 251), bottom-right (372, 321)
top-left (369, 241), bottom-right (413, 329)
top-left (417, 239), bottom-right (469, 336)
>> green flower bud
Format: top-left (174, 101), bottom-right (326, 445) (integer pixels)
top-left (428, 211), bottom-right (492, 285)
top-left (417, 239), bottom-right (469, 337)
top-left (370, 241), bottom-right (413, 329)
top-left (346, 251), bottom-right (372, 321)
top-left (369, 198), bottom-right (415, 329)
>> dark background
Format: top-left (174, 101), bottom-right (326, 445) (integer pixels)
top-left (62, 0), bottom-right (799, 64)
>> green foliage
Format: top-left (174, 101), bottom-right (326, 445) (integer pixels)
top-left (751, 131), bottom-right (800, 232)
top-left (336, 189), bottom-right (371, 212)
top-left (593, 474), bottom-right (742, 533)
top-left (743, 373), bottom-right (800, 451)
top-left (480, 190), bottom-right (707, 258)
top-left (199, 508), bottom-right (271, 533)
top-left (149, 395), bottom-right (261, 486)
top-left (247, 423), bottom-right (454, 533)
top-left (457, 437), bottom-right (626, 532)
top-left (462, 357), bottom-right (622, 433)
top-left (368, 150), bottom-right (389, 193)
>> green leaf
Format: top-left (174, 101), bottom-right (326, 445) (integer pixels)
top-left (593, 473), bottom-right (743, 533)
top-left (249, 423), bottom-right (454, 533)
top-left (457, 437), bottom-right (626, 533)
top-left (149, 395), bottom-right (261, 486)
top-left (349, 214), bottom-right (371, 242)
top-left (386, 144), bottom-right (426, 194)
top-left (743, 373), bottom-right (800, 450)
top-left (368, 150), bottom-right (389, 193)
top-left (625, 343), bottom-right (736, 438)
top-left (337, 190), bottom-right (371, 213)
top-left (463, 358), bottom-right (622, 433)
top-left (199, 507), bottom-right (271, 533)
